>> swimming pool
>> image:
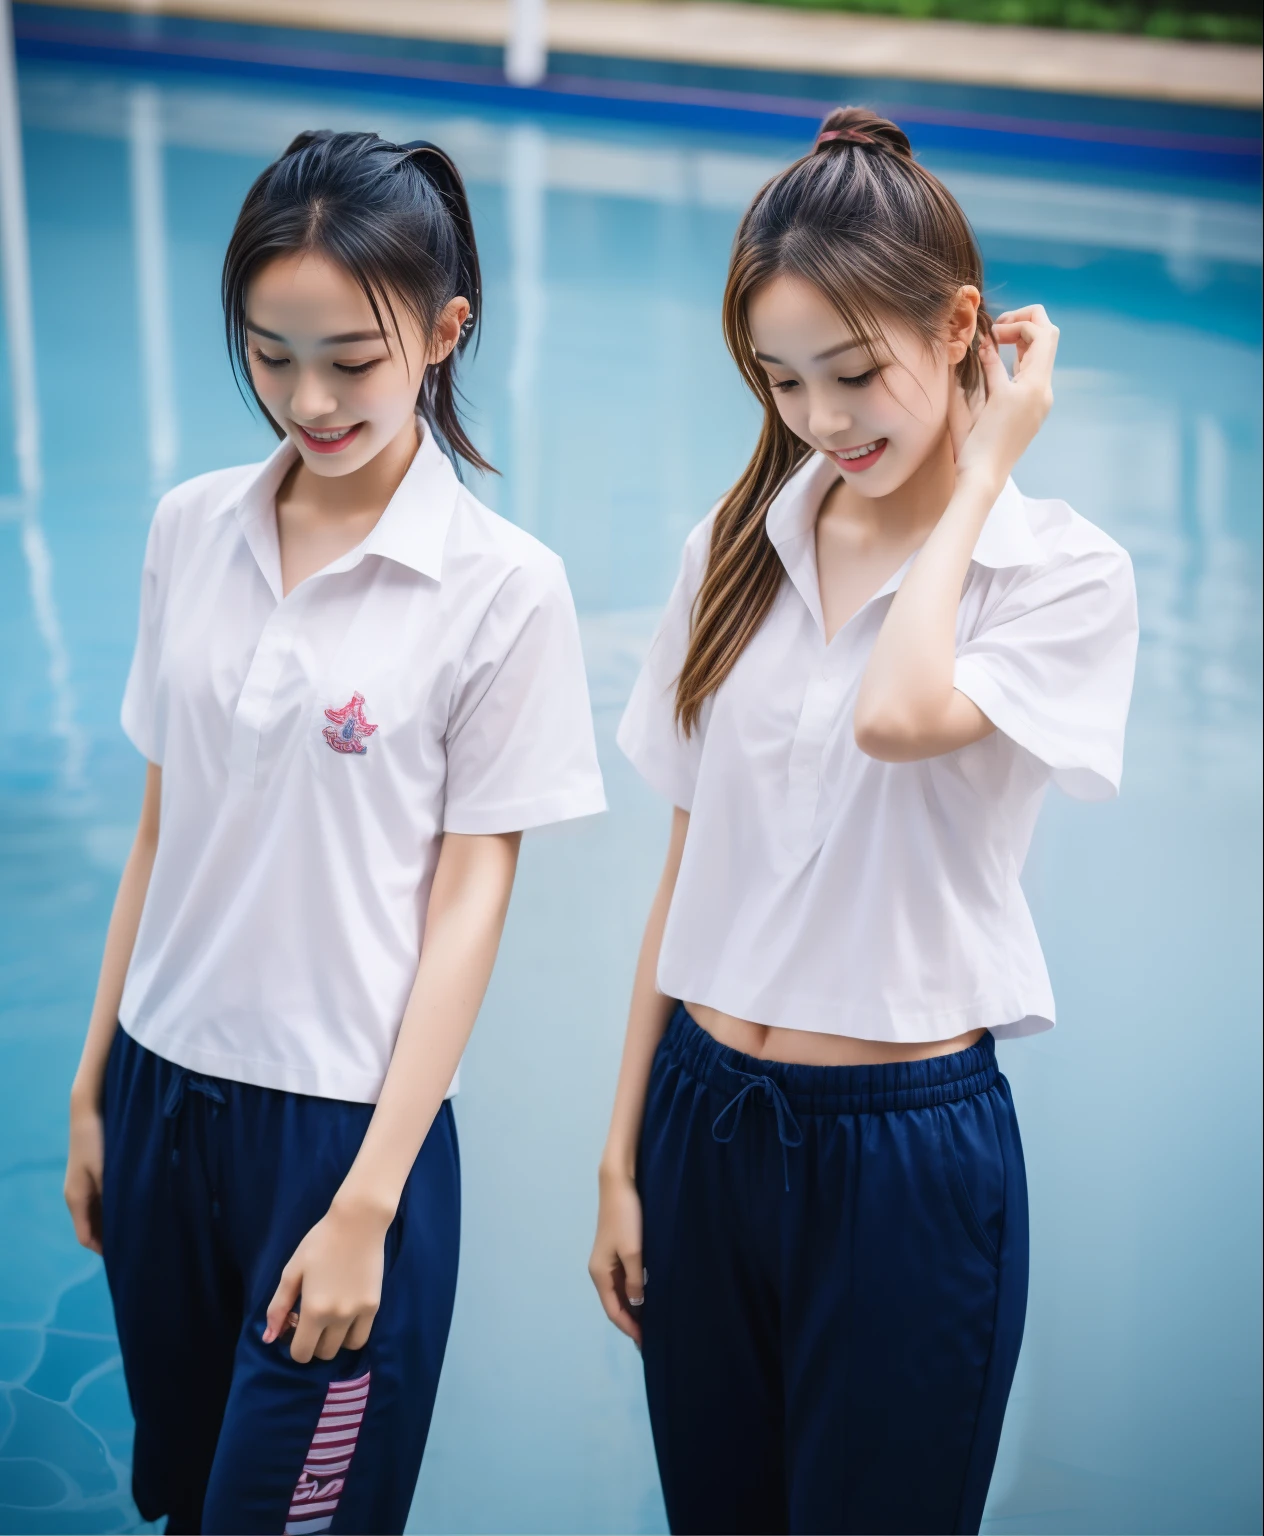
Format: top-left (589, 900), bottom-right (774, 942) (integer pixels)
top-left (0, 56), bottom-right (1260, 1536)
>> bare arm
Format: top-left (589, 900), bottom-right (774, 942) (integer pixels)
top-left (65, 761), bottom-right (162, 1253)
top-left (266, 828), bottom-right (521, 1364)
top-left (854, 308), bottom-right (1059, 762)
top-left (589, 804), bottom-right (690, 1344)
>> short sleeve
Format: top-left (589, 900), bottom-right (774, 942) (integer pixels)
top-left (120, 492), bottom-right (178, 764)
top-left (953, 537), bottom-right (1138, 800)
top-left (616, 521), bottom-right (711, 810)
top-left (443, 554), bottom-right (606, 834)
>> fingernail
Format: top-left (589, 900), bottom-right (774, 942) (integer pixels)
top-left (628, 1296), bottom-right (644, 1307)
top-left (262, 1328), bottom-right (274, 1343)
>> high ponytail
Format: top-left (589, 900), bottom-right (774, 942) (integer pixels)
top-left (675, 106), bottom-right (991, 735)
top-left (807, 106), bottom-right (994, 398)
top-left (222, 129), bottom-right (493, 475)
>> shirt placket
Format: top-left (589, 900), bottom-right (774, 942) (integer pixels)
top-left (765, 468), bottom-right (922, 855)
top-left (785, 658), bottom-right (847, 849)
top-left (228, 606), bottom-right (298, 788)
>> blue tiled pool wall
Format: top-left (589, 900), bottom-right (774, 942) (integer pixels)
top-left (11, 2), bottom-right (1263, 181)
top-left (0, 49), bottom-right (1260, 1536)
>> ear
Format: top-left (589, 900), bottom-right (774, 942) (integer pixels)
top-left (944, 285), bottom-right (981, 366)
top-left (427, 296), bottom-right (471, 366)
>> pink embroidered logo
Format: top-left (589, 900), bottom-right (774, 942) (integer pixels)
top-left (322, 693), bottom-right (378, 756)
top-left (284, 1370), bottom-right (371, 1534)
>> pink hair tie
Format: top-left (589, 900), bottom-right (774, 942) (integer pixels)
top-left (815, 128), bottom-right (874, 150)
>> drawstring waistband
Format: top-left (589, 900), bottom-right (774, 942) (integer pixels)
top-left (712, 1062), bottom-right (804, 1192)
top-left (664, 1002), bottom-right (999, 1191)
top-left (665, 1003), bottom-right (997, 1118)
top-left (162, 1067), bottom-right (226, 1167)
top-left (163, 1069), bottom-right (226, 1120)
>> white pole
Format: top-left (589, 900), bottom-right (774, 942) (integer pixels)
top-left (506, 0), bottom-right (547, 87)
top-left (506, 123), bottom-right (546, 532)
top-left (130, 83), bottom-right (178, 491)
top-left (0, 0), bottom-right (39, 495)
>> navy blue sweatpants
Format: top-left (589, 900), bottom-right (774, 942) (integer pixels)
top-left (100, 1026), bottom-right (460, 1536)
top-left (638, 1006), bottom-right (1028, 1536)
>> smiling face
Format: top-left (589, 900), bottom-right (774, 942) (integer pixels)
top-left (245, 251), bottom-right (459, 477)
top-left (747, 274), bottom-right (978, 499)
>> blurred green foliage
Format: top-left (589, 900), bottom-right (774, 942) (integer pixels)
top-left (738, 0), bottom-right (1262, 43)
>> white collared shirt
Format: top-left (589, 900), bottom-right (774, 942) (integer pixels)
top-left (618, 455), bottom-right (1138, 1042)
top-left (120, 426), bottom-right (605, 1101)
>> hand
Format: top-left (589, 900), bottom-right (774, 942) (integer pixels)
top-left (951, 305), bottom-right (1059, 493)
top-left (589, 1166), bottom-right (646, 1346)
top-left (64, 1097), bottom-right (105, 1255)
top-left (264, 1199), bottom-right (391, 1364)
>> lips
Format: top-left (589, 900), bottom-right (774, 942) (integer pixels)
top-left (295, 422), bottom-right (364, 455)
top-left (830, 438), bottom-right (887, 473)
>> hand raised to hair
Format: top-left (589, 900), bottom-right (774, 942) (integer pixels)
top-left (951, 305), bottom-right (1059, 493)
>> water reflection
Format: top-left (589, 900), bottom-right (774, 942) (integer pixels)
top-left (506, 121), bottom-right (546, 533)
top-left (127, 83), bottom-right (177, 494)
top-left (1, 25), bottom-right (86, 802)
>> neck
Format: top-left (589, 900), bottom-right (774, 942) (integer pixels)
top-left (285, 414), bottom-right (421, 521)
top-left (834, 425), bottom-right (958, 546)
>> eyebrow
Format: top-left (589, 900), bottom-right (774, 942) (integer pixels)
top-left (755, 338), bottom-right (869, 366)
top-left (246, 323), bottom-right (386, 345)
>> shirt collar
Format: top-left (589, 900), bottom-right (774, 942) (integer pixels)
top-left (209, 418), bottom-right (459, 593)
top-left (763, 452), bottom-right (1042, 635)
top-left (969, 474), bottom-right (1043, 569)
top-left (763, 454), bottom-right (835, 634)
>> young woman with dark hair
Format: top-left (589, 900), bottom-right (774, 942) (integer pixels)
top-left (64, 130), bottom-right (604, 1535)
top-left (591, 108), bottom-right (1138, 1535)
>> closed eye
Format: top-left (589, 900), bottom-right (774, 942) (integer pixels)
top-left (840, 369), bottom-right (879, 387)
top-left (334, 360), bottom-right (380, 376)
top-left (252, 348), bottom-right (289, 370)
top-left (769, 377), bottom-right (799, 392)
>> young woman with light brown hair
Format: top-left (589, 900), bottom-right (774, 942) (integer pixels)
top-left (590, 107), bottom-right (1137, 1535)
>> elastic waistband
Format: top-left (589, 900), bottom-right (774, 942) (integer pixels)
top-left (662, 1004), bottom-right (997, 1116)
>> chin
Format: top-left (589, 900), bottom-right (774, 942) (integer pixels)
top-left (847, 465), bottom-right (907, 498)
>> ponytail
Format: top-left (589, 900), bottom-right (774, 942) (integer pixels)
top-left (222, 129), bottom-right (493, 475)
top-left (399, 140), bottom-right (487, 474)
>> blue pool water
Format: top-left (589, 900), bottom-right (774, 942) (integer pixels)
top-left (0, 57), bottom-right (1260, 1536)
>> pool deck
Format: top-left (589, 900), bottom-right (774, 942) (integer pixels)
top-left (26, 0), bottom-right (1264, 107)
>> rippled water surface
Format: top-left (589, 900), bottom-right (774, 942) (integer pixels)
top-left (0, 59), bottom-right (1260, 1536)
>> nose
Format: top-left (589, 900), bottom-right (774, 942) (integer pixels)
top-left (288, 365), bottom-right (339, 425)
top-left (806, 389), bottom-right (853, 447)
